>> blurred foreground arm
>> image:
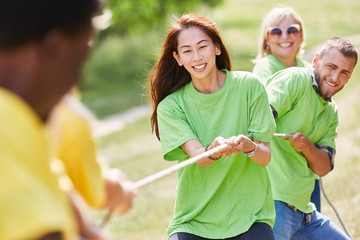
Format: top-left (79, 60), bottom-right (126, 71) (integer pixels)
top-left (103, 169), bottom-right (138, 215)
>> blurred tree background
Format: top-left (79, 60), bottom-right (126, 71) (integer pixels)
top-left (80, 0), bottom-right (223, 118)
top-left (105, 0), bottom-right (219, 36)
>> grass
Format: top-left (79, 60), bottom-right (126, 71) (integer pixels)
top-left (92, 118), bottom-right (176, 240)
top-left (82, 0), bottom-right (360, 239)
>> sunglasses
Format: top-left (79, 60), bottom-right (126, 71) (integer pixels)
top-left (269, 26), bottom-right (300, 37)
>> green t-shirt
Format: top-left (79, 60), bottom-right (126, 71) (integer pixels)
top-left (157, 70), bottom-right (276, 238)
top-left (266, 67), bottom-right (338, 213)
top-left (252, 54), bottom-right (311, 85)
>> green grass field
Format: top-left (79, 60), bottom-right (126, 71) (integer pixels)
top-left (85, 0), bottom-right (360, 239)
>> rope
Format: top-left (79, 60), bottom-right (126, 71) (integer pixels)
top-left (100, 133), bottom-right (295, 226)
top-left (100, 143), bottom-right (229, 227)
top-left (319, 178), bottom-right (352, 239)
top-left (72, 93), bottom-right (353, 234)
top-left (101, 133), bottom-right (296, 226)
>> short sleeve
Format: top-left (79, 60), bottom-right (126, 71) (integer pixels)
top-left (247, 75), bottom-right (276, 142)
top-left (266, 68), bottom-right (307, 119)
top-left (51, 102), bottom-right (106, 208)
top-left (157, 96), bottom-right (198, 161)
top-left (316, 104), bottom-right (338, 150)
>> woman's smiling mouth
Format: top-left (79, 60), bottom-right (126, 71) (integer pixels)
top-left (193, 63), bottom-right (207, 71)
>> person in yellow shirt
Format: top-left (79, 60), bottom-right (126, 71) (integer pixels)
top-left (48, 91), bottom-right (137, 216)
top-left (0, 0), bottom-right (102, 239)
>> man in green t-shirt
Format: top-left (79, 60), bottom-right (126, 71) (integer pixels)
top-left (266, 37), bottom-right (357, 240)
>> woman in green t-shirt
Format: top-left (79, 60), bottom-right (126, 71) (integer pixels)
top-left (148, 14), bottom-right (276, 240)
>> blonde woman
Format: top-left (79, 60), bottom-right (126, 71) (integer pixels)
top-left (253, 6), bottom-right (311, 84)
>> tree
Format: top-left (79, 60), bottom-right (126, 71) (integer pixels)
top-left (103, 0), bottom-right (222, 36)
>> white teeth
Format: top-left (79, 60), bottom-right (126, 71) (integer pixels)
top-left (193, 64), bottom-right (206, 69)
top-left (280, 43), bottom-right (291, 47)
top-left (326, 80), bottom-right (335, 87)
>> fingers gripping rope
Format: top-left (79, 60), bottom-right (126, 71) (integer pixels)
top-left (100, 133), bottom-right (284, 227)
top-left (101, 133), bottom-right (286, 226)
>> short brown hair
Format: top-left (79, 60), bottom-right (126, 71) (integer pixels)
top-left (319, 37), bottom-right (358, 65)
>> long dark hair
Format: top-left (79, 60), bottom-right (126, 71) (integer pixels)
top-left (148, 14), bottom-right (232, 139)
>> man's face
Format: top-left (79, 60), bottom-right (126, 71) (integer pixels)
top-left (38, 25), bottom-right (93, 120)
top-left (58, 26), bottom-right (93, 92)
top-left (313, 48), bottom-right (356, 99)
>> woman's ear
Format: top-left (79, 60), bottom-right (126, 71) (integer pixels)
top-left (173, 51), bottom-right (183, 66)
top-left (299, 31), bottom-right (304, 44)
top-left (215, 44), bottom-right (221, 56)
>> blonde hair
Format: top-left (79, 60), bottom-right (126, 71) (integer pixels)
top-left (253, 6), bottom-right (306, 62)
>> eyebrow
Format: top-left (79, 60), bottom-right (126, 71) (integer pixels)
top-left (327, 63), bottom-right (351, 74)
top-left (342, 69), bottom-right (351, 74)
top-left (180, 39), bottom-right (208, 49)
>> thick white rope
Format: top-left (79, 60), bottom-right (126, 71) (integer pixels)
top-left (132, 134), bottom-right (295, 188)
top-left (101, 134), bottom-right (261, 226)
top-left (134, 144), bottom-right (228, 188)
top-left (100, 143), bottom-right (229, 227)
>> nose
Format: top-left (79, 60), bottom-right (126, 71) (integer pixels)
top-left (280, 30), bottom-right (289, 39)
top-left (192, 49), bottom-right (202, 61)
top-left (331, 71), bottom-right (340, 82)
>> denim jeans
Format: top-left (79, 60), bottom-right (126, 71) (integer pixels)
top-left (169, 222), bottom-right (274, 240)
top-left (310, 179), bottom-right (321, 212)
top-left (273, 200), bottom-right (350, 240)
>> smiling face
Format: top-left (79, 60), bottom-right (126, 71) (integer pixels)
top-left (313, 48), bottom-right (356, 99)
top-left (266, 16), bottom-right (303, 66)
top-left (173, 26), bottom-right (220, 82)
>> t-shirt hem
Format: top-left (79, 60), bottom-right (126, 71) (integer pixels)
top-left (167, 219), bottom-right (274, 239)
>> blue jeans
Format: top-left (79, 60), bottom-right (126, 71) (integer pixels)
top-left (310, 179), bottom-right (321, 212)
top-left (273, 201), bottom-right (350, 240)
top-left (169, 222), bottom-right (274, 240)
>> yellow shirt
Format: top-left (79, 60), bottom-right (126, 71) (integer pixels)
top-left (0, 88), bottom-right (77, 240)
top-left (48, 95), bottom-right (106, 208)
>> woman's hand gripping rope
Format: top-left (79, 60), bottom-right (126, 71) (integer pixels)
top-left (100, 133), bottom-right (291, 227)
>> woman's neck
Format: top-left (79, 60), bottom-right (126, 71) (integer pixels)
top-left (275, 55), bottom-right (297, 67)
top-left (191, 69), bottom-right (226, 94)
